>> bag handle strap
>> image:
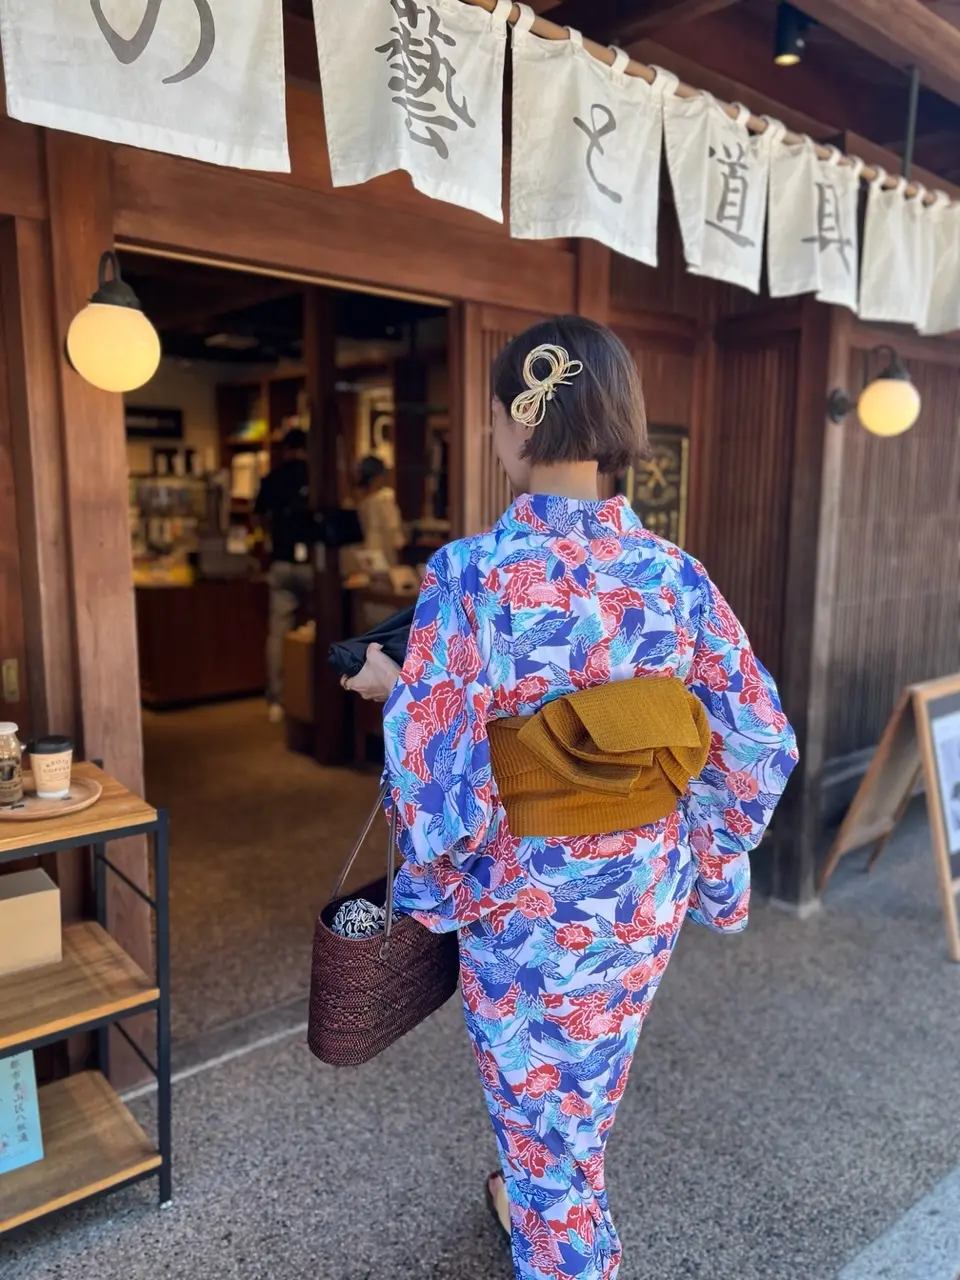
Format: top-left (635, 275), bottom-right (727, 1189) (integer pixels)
top-left (330, 781), bottom-right (401, 949)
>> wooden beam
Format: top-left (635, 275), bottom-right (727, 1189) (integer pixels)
top-left (637, 7), bottom-right (894, 144)
top-left (113, 144), bottom-right (577, 314)
top-left (794, 0), bottom-right (960, 109)
top-left (843, 130), bottom-right (960, 200)
top-left (544, 0), bottom-right (740, 41)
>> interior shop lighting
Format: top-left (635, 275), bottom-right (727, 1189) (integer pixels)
top-left (774, 3), bottom-right (814, 66)
top-left (827, 346), bottom-right (922, 437)
top-left (66, 251), bottom-right (161, 393)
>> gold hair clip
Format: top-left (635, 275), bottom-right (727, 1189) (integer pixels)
top-left (510, 344), bottom-right (584, 428)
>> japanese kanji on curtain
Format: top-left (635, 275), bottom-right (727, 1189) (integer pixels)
top-left (664, 94), bottom-right (774, 293)
top-left (510, 8), bottom-right (676, 265)
top-left (767, 140), bottom-right (863, 310)
top-left (315, 0), bottom-right (511, 223)
top-left (0, 0), bottom-right (289, 170)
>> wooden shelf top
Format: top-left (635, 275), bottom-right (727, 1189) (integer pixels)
top-left (0, 764), bottom-right (157, 858)
top-left (0, 1071), bottom-right (160, 1234)
top-left (0, 921), bottom-right (158, 1053)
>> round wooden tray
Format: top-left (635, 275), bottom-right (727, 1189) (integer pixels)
top-left (0, 772), bottom-right (103, 821)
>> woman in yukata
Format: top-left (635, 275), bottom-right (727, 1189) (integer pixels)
top-left (343, 316), bottom-right (798, 1280)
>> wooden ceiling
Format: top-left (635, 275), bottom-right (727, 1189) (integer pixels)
top-left (281, 0), bottom-right (960, 183)
top-left (119, 253), bottom-right (443, 365)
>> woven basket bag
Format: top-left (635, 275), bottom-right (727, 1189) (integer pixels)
top-left (308, 783), bottom-right (461, 1067)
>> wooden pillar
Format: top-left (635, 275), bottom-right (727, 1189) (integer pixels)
top-left (44, 134), bottom-right (151, 1080)
top-left (393, 355), bottom-right (430, 522)
top-left (0, 218), bottom-right (77, 746)
top-left (767, 299), bottom-right (838, 910)
top-left (0, 216), bottom-right (88, 938)
top-left (305, 287), bottom-right (348, 766)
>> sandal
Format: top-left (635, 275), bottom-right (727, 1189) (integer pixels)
top-left (485, 1172), bottom-right (512, 1240)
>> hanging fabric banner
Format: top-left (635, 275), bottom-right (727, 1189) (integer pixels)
top-left (767, 139), bottom-right (864, 310)
top-left (810, 148), bottom-right (863, 313)
top-left (315, 0), bottom-right (511, 224)
top-left (859, 171), bottom-right (926, 325)
top-left (914, 189), bottom-right (947, 334)
top-left (0, 0), bottom-right (289, 170)
top-left (510, 9), bottom-right (676, 265)
top-left (664, 94), bottom-right (773, 293)
top-left (766, 130), bottom-right (820, 298)
top-left (922, 196), bottom-right (960, 336)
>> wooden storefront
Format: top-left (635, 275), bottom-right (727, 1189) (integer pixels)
top-left (1, 0), bottom-right (960, 1057)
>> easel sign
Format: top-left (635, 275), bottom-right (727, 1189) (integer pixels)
top-left (818, 674), bottom-right (960, 962)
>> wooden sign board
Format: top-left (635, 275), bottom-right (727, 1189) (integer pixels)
top-left (819, 674), bottom-right (960, 962)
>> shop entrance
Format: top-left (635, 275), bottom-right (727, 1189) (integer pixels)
top-left (118, 250), bottom-right (450, 1043)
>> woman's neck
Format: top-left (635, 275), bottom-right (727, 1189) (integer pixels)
top-left (526, 462), bottom-right (599, 502)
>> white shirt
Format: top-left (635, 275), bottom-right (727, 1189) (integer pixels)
top-left (358, 486), bottom-right (404, 567)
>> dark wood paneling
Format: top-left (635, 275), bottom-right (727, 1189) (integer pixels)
top-left (700, 326), bottom-right (801, 678)
top-left (610, 213), bottom-right (793, 326)
top-left (825, 351), bottom-right (960, 759)
top-left (461, 305), bottom-right (552, 535)
top-left (136, 582), bottom-right (268, 707)
top-left (0, 115), bottom-right (46, 220)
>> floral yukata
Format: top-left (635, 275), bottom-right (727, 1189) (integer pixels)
top-left (382, 495), bottom-right (797, 1280)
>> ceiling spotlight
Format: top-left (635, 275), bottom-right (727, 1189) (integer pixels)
top-left (774, 2), bottom-right (814, 67)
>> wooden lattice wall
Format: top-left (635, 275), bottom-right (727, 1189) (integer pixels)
top-left (825, 349), bottom-right (960, 759)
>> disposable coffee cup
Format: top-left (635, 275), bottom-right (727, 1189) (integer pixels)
top-left (29, 735), bottom-right (74, 800)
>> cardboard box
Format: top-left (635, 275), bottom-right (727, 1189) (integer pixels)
top-left (283, 629), bottom-right (314, 724)
top-left (0, 869), bottom-right (61, 978)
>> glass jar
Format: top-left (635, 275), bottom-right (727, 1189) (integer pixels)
top-left (0, 722), bottom-right (23, 807)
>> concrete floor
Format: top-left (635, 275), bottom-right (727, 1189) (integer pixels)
top-left (141, 699), bottom-right (382, 1042)
top-left (3, 702), bottom-right (960, 1279)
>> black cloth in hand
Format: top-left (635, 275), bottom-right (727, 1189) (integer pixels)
top-left (328, 606), bottom-right (415, 679)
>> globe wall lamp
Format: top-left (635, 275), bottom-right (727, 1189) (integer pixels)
top-left (827, 346), bottom-right (922, 437)
top-left (65, 251), bottom-right (161, 393)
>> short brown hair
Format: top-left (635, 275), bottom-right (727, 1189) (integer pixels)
top-left (492, 316), bottom-right (648, 474)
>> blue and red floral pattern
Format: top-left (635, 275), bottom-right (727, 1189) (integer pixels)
top-left (383, 495), bottom-right (797, 1279)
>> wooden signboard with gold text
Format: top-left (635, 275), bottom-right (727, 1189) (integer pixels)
top-left (819, 674), bottom-right (960, 962)
top-left (622, 426), bottom-right (689, 547)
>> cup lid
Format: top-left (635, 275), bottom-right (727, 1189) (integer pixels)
top-left (0, 722), bottom-right (18, 736)
top-left (30, 735), bottom-right (73, 753)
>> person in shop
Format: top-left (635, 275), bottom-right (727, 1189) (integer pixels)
top-left (355, 454), bottom-right (405, 567)
top-left (254, 428), bottom-right (316, 724)
top-left (342, 317), bottom-right (798, 1280)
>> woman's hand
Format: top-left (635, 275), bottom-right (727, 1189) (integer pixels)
top-left (341, 643), bottom-right (402, 702)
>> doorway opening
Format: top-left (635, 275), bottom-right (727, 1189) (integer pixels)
top-left (118, 249), bottom-right (450, 1045)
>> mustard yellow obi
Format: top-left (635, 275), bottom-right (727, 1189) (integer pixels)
top-left (487, 678), bottom-right (711, 839)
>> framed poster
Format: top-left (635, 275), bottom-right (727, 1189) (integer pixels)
top-left (621, 425), bottom-right (689, 547)
top-left (930, 707), bottom-right (960, 857)
top-left (125, 406), bottom-right (184, 441)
